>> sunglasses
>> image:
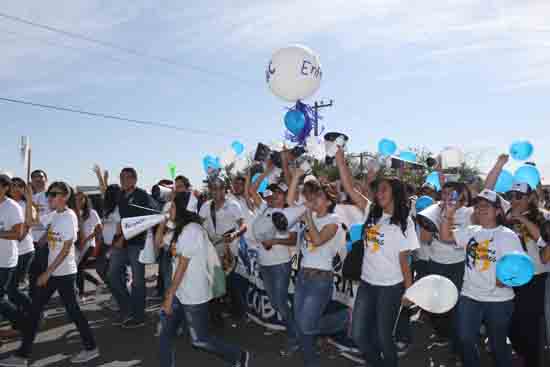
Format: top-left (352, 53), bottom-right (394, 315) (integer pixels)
top-left (46, 191), bottom-right (65, 198)
top-left (506, 192), bottom-right (526, 201)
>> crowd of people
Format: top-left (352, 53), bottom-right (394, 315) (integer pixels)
top-left (0, 146), bottom-right (549, 367)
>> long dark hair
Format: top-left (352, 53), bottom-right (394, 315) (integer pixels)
top-left (78, 192), bottom-right (93, 221)
top-left (104, 184), bottom-right (121, 218)
top-left (364, 177), bottom-right (409, 235)
top-left (171, 192), bottom-right (203, 245)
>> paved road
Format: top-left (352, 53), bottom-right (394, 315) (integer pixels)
top-left (0, 269), bottom-right (547, 367)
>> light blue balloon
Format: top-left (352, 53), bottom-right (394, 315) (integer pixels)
top-left (284, 110), bottom-right (306, 136)
top-left (509, 140), bottom-right (534, 161)
top-left (252, 173), bottom-right (269, 193)
top-left (416, 196), bottom-right (435, 213)
top-left (232, 141), bottom-right (244, 155)
top-left (496, 251), bottom-right (534, 287)
top-left (425, 172), bottom-right (441, 192)
top-left (202, 155), bottom-right (221, 175)
top-left (514, 165), bottom-right (540, 189)
top-left (399, 150), bottom-right (417, 163)
top-left (378, 138), bottom-right (397, 157)
top-left (349, 224), bottom-right (364, 243)
top-left (494, 170), bottom-right (514, 193)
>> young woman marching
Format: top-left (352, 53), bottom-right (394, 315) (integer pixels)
top-left (0, 182), bottom-right (98, 367)
top-left (335, 147), bottom-right (419, 367)
top-left (440, 188), bottom-right (524, 367)
top-left (159, 191), bottom-right (250, 367)
top-left (286, 167), bottom-right (346, 367)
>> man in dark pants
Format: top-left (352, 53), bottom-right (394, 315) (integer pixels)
top-left (28, 170), bottom-right (50, 302)
top-left (109, 167), bottom-right (155, 329)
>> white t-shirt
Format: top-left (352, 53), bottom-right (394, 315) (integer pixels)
top-left (81, 209), bottom-right (101, 249)
top-left (334, 204), bottom-right (364, 229)
top-left (300, 213), bottom-right (346, 271)
top-left (102, 206), bottom-right (120, 245)
top-left (45, 209), bottom-right (78, 277)
top-left (199, 199), bottom-right (243, 255)
top-left (0, 198), bottom-right (22, 268)
top-left (252, 202), bottom-right (297, 267)
top-left (31, 192), bottom-right (51, 242)
top-left (430, 206), bottom-right (474, 264)
top-left (361, 208), bottom-right (420, 286)
top-left (454, 225), bottom-right (523, 302)
top-left (173, 223), bottom-right (212, 305)
top-left (228, 194), bottom-right (254, 223)
top-left (16, 201), bottom-right (35, 256)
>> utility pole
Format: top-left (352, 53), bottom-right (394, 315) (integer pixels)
top-left (312, 99), bottom-right (334, 136)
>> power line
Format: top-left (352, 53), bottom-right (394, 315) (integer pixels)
top-left (0, 11), bottom-right (257, 87)
top-left (0, 96), bottom-right (236, 138)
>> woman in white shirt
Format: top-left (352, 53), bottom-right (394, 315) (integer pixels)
top-left (441, 189), bottom-right (524, 367)
top-left (159, 192), bottom-right (250, 367)
top-left (75, 192), bottom-right (103, 299)
top-left (335, 148), bottom-right (418, 367)
top-left (7, 178), bottom-right (35, 324)
top-left (287, 169), bottom-right (345, 367)
top-left (0, 182), bottom-right (99, 366)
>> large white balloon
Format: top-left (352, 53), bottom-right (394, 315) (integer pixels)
top-left (440, 146), bottom-right (465, 169)
top-left (405, 275), bottom-right (458, 314)
top-left (266, 45), bottom-right (322, 102)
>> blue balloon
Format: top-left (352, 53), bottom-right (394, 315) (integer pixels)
top-left (284, 110), bottom-right (306, 136)
top-left (416, 196), bottom-right (435, 213)
top-left (425, 172), bottom-right (441, 192)
top-left (251, 173), bottom-right (269, 193)
top-left (202, 155), bottom-right (221, 175)
top-left (509, 140), bottom-right (534, 161)
top-left (231, 141), bottom-right (244, 155)
top-left (514, 165), bottom-right (540, 190)
top-left (399, 150), bottom-right (417, 163)
top-left (349, 224), bottom-right (364, 243)
top-left (378, 138), bottom-right (397, 157)
top-left (496, 251), bottom-right (534, 287)
top-left (494, 170), bottom-right (514, 193)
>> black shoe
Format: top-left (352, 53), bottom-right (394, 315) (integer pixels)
top-left (112, 316), bottom-right (130, 327)
top-left (233, 351), bottom-right (250, 367)
top-left (122, 318), bottom-right (145, 329)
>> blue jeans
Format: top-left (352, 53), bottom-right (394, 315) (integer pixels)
top-left (352, 281), bottom-right (404, 367)
top-left (159, 298), bottom-right (243, 367)
top-left (429, 260), bottom-right (464, 354)
top-left (293, 270), bottom-right (333, 367)
top-left (260, 262), bottom-right (297, 346)
top-left (0, 267), bottom-right (22, 330)
top-left (457, 296), bottom-right (513, 367)
top-left (108, 245), bottom-right (146, 321)
top-left (17, 274), bottom-right (96, 358)
top-left (8, 252), bottom-right (34, 318)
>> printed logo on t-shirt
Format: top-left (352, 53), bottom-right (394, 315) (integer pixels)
top-left (365, 224), bottom-right (384, 253)
top-left (466, 237), bottom-right (496, 272)
top-left (47, 228), bottom-right (62, 250)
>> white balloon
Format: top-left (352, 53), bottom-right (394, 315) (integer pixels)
top-left (405, 275), bottom-right (458, 314)
top-left (266, 45), bottom-right (322, 102)
top-left (440, 146), bottom-right (465, 169)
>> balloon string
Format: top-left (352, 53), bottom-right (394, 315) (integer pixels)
top-left (285, 100), bottom-right (322, 145)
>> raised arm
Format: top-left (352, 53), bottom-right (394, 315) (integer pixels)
top-left (249, 161), bottom-right (273, 207)
top-left (440, 204), bottom-right (457, 243)
top-left (93, 164), bottom-right (107, 194)
top-left (484, 154), bottom-right (509, 191)
top-left (281, 150), bottom-right (293, 187)
top-left (335, 146), bottom-right (369, 210)
top-left (287, 167), bottom-right (305, 207)
top-left (304, 210), bottom-right (338, 247)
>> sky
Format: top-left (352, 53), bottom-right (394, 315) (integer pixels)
top-left (2, 0), bottom-right (550, 189)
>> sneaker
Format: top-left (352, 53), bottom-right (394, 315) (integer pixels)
top-left (0, 355), bottom-right (28, 367)
top-left (112, 315), bottom-right (131, 327)
top-left (70, 348), bottom-right (100, 363)
top-left (122, 318), bottom-right (145, 329)
top-left (396, 341), bottom-right (409, 357)
top-left (233, 351), bottom-right (250, 367)
top-left (280, 344), bottom-right (300, 357)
